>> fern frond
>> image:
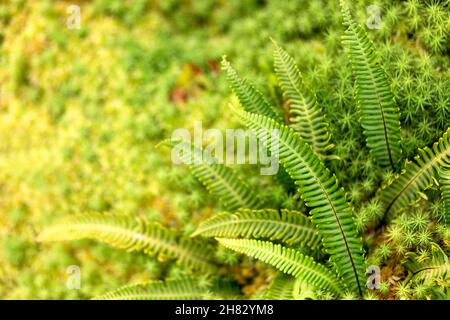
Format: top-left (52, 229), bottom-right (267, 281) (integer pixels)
top-left (94, 278), bottom-right (210, 300)
top-left (222, 57), bottom-right (282, 122)
top-left (38, 213), bottom-right (217, 273)
top-left (439, 168), bottom-right (450, 225)
top-left (170, 139), bottom-right (263, 210)
top-left (404, 246), bottom-right (450, 284)
top-left (190, 163), bottom-right (263, 211)
top-left (272, 40), bottom-right (333, 159)
top-left (341, 2), bottom-right (401, 169)
top-left (264, 274), bottom-right (295, 300)
top-left (379, 128), bottom-right (450, 221)
top-left (235, 109), bottom-right (366, 296)
top-left (94, 277), bottom-right (241, 300)
top-left (217, 238), bottom-right (344, 297)
top-left (263, 274), bottom-right (316, 300)
top-left (192, 209), bottom-right (322, 250)
top-left (275, 165), bottom-right (297, 193)
top-left (292, 278), bottom-right (317, 300)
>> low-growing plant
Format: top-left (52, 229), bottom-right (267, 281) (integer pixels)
top-left (37, 1), bottom-right (449, 300)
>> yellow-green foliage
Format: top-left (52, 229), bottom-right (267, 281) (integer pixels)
top-left (1, 0), bottom-right (449, 300)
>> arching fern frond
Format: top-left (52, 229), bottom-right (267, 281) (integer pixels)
top-left (189, 163), bottom-right (263, 211)
top-left (94, 278), bottom-right (211, 300)
top-left (167, 139), bottom-right (263, 211)
top-left (404, 245), bottom-right (450, 284)
top-left (234, 109), bottom-right (366, 296)
top-left (94, 277), bottom-right (241, 300)
top-left (192, 209), bottom-right (322, 250)
top-left (379, 128), bottom-right (450, 222)
top-left (217, 238), bottom-right (344, 297)
top-left (340, 1), bottom-right (401, 169)
top-left (264, 274), bottom-right (295, 300)
top-left (439, 167), bottom-right (450, 225)
top-left (292, 278), bottom-right (317, 300)
top-left (263, 274), bottom-right (316, 300)
top-left (272, 40), bottom-right (333, 159)
top-left (38, 213), bottom-right (217, 273)
top-left (222, 57), bottom-right (282, 122)
top-left (275, 165), bottom-right (297, 193)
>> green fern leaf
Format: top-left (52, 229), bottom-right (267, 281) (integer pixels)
top-left (222, 57), bottom-right (281, 121)
top-left (235, 109), bottom-right (366, 295)
top-left (439, 168), bottom-right (450, 225)
top-left (94, 278), bottom-right (210, 300)
top-left (292, 278), bottom-right (317, 299)
top-left (217, 238), bottom-right (344, 297)
top-left (190, 163), bottom-right (263, 211)
top-left (341, 2), bottom-right (401, 168)
top-left (275, 165), bottom-right (297, 193)
top-left (169, 139), bottom-right (263, 210)
top-left (404, 245), bottom-right (450, 284)
top-left (264, 274), bottom-right (316, 300)
top-left (38, 213), bottom-right (217, 273)
top-left (94, 277), bottom-right (241, 300)
top-left (264, 274), bottom-right (295, 300)
top-left (192, 209), bottom-right (322, 250)
top-left (272, 40), bottom-right (333, 159)
top-left (379, 128), bottom-right (450, 221)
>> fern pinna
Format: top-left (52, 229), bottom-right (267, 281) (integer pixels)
top-left (37, 3), bottom-right (449, 300)
top-left (222, 57), bottom-right (282, 122)
top-left (404, 246), bottom-right (450, 284)
top-left (217, 238), bottom-right (344, 297)
top-left (38, 213), bottom-right (218, 273)
top-left (263, 274), bottom-right (298, 300)
top-left (165, 139), bottom-right (263, 211)
top-left (439, 167), bottom-right (450, 226)
top-left (231, 109), bottom-right (367, 296)
top-left (94, 278), bottom-right (240, 300)
top-left (403, 244), bottom-right (450, 299)
top-left (94, 279), bottom-right (211, 300)
top-left (192, 209), bottom-right (322, 249)
top-left (340, 1), bottom-right (402, 169)
top-left (272, 39), bottom-right (333, 160)
top-left (379, 128), bottom-right (450, 222)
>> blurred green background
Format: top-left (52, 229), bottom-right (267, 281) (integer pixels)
top-left (0, 0), bottom-right (449, 299)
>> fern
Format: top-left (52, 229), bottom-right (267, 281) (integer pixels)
top-left (263, 274), bottom-right (316, 300)
top-left (189, 163), bottom-right (263, 211)
top-left (38, 213), bottom-right (217, 273)
top-left (168, 139), bottom-right (263, 211)
top-left (28, 4), bottom-right (450, 300)
top-left (222, 57), bottom-right (295, 194)
top-left (341, 1), bottom-right (402, 169)
top-left (234, 109), bottom-right (366, 296)
top-left (439, 167), bottom-right (450, 225)
top-left (94, 277), bottom-right (241, 300)
top-left (272, 40), bottom-right (333, 159)
top-left (94, 278), bottom-right (211, 300)
top-left (217, 238), bottom-right (344, 297)
top-left (221, 57), bottom-right (281, 122)
top-left (264, 274), bottom-right (296, 300)
top-left (404, 246), bottom-right (450, 284)
top-left (379, 128), bottom-right (450, 221)
top-left (275, 164), bottom-right (297, 193)
top-left (292, 278), bottom-right (317, 299)
top-left (192, 209), bottom-right (322, 250)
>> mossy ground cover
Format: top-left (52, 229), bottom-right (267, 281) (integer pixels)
top-left (0, 0), bottom-right (449, 299)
